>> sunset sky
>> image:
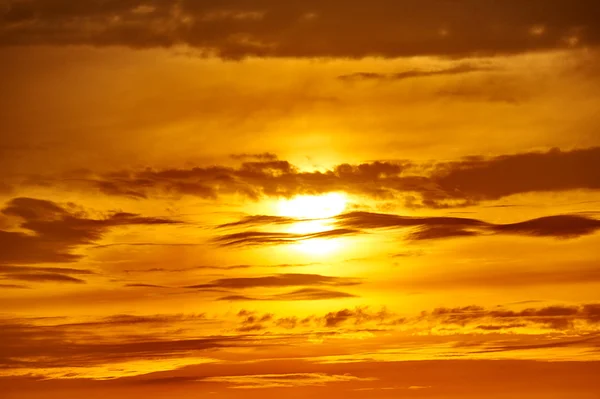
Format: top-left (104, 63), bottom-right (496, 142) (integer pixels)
top-left (1, 1), bottom-right (600, 398)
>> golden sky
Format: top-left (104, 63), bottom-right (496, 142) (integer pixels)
top-left (1, 1), bottom-right (600, 398)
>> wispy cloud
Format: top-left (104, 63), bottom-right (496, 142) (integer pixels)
top-left (338, 64), bottom-right (493, 82)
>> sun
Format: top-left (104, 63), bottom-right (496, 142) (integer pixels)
top-left (277, 192), bottom-right (348, 219)
top-left (277, 193), bottom-right (348, 256)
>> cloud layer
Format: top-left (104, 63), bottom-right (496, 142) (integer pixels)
top-left (1, 1), bottom-right (599, 58)
top-left (34, 147), bottom-right (600, 208)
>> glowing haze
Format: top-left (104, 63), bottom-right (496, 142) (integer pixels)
top-left (1, 1), bottom-right (600, 398)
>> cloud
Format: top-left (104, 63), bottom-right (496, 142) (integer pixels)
top-left (274, 288), bottom-right (357, 301)
top-left (230, 153), bottom-right (278, 161)
top-left (0, 197), bottom-right (180, 265)
top-left (214, 228), bottom-right (359, 247)
top-left (212, 211), bottom-right (600, 249)
top-left (338, 64), bottom-right (493, 82)
top-left (334, 211), bottom-right (600, 240)
top-left (0, 283), bottom-right (29, 289)
top-left (39, 147), bottom-right (600, 208)
top-left (219, 288), bottom-right (357, 302)
top-left (4, 273), bottom-right (86, 284)
top-left (187, 273), bottom-right (361, 289)
top-left (322, 307), bottom-right (397, 328)
top-left (203, 373), bottom-right (370, 389)
top-left (423, 304), bottom-right (600, 331)
top-left (125, 284), bottom-right (168, 289)
top-left (475, 335), bottom-right (600, 353)
top-left (0, 1), bottom-right (598, 58)
top-left (398, 267), bottom-right (600, 289)
top-left (1, 303), bottom-right (599, 382)
top-left (0, 265), bottom-right (94, 275)
top-left (217, 215), bottom-right (298, 229)
top-left (0, 265), bottom-right (94, 285)
top-left (432, 147), bottom-right (600, 204)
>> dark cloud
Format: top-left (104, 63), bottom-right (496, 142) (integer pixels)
top-left (423, 304), bottom-right (600, 331)
top-left (219, 288), bottom-right (357, 302)
top-left (338, 64), bottom-right (493, 82)
top-left (125, 283), bottom-right (168, 288)
top-left (0, 323), bottom-right (247, 370)
top-left (4, 273), bottom-right (86, 284)
top-left (0, 265), bottom-right (93, 284)
top-left (212, 211), bottom-right (600, 248)
top-left (217, 215), bottom-right (298, 229)
top-left (322, 307), bottom-right (397, 328)
top-left (235, 311), bottom-right (273, 332)
top-left (494, 215), bottom-right (600, 237)
top-left (187, 273), bottom-right (361, 290)
top-left (49, 314), bottom-right (208, 329)
top-left (398, 267), bottom-right (600, 289)
top-left (1, 1), bottom-right (599, 58)
top-left (0, 283), bottom-right (29, 289)
top-left (41, 147), bottom-right (600, 208)
top-left (230, 153), bottom-right (278, 161)
top-left (214, 228), bottom-right (359, 247)
top-left (0, 265), bottom-right (94, 275)
top-left (475, 335), bottom-right (600, 353)
top-left (274, 288), bottom-right (357, 301)
top-left (0, 197), bottom-right (180, 265)
top-left (334, 211), bottom-right (600, 240)
top-left (432, 147), bottom-right (600, 204)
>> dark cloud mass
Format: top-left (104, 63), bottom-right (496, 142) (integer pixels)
top-left (45, 147), bottom-right (600, 208)
top-left (0, 1), bottom-right (599, 58)
top-left (0, 197), bottom-right (180, 265)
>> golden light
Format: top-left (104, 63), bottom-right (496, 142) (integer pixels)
top-left (294, 238), bottom-right (343, 255)
top-left (278, 192), bottom-right (347, 219)
top-left (277, 193), bottom-right (348, 256)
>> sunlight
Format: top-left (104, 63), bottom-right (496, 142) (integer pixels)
top-left (278, 192), bottom-right (348, 219)
top-left (276, 193), bottom-right (348, 256)
top-left (294, 238), bottom-right (343, 255)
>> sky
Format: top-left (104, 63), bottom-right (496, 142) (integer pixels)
top-left (1, 1), bottom-right (600, 398)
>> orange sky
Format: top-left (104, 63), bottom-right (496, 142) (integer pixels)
top-left (1, 1), bottom-right (600, 398)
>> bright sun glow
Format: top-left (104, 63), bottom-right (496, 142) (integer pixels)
top-left (277, 193), bottom-right (348, 255)
top-left (278, 193), bottom-right (347, 219)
